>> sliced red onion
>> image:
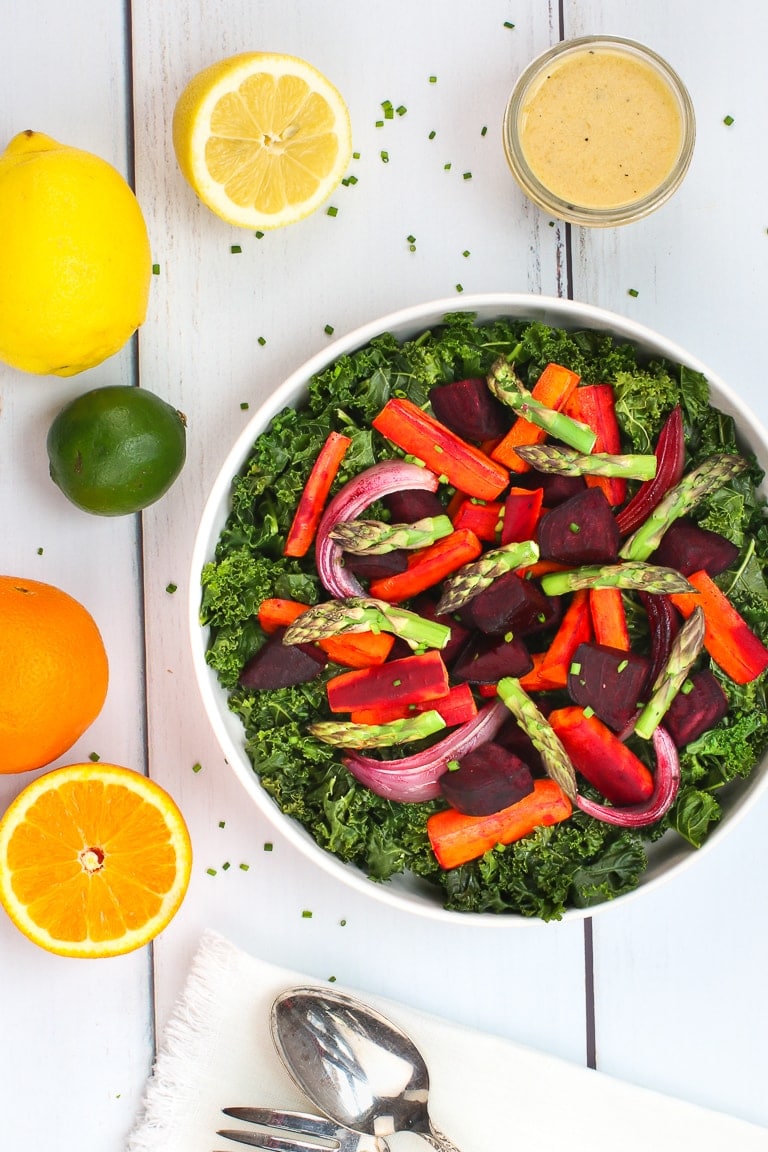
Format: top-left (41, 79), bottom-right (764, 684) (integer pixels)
top-left (616, 405), bottom-right (685, 535)
top-left (639, 591), bottom-right (681, 689)
top-left (575, 725), bottom-right (680, 827)
top-left (342, 699), bottom-right (508, 802)
top-left (315, 460), bottom-right (439, 598)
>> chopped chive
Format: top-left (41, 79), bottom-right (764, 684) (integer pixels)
top-left (257, 336), bottom-right (266, 346)
top-left (165, 582), bottom-right (178, 594)
top-left (327, 205), bottom-right (338, 217)
top-left (628, 287), bottom-right (639, 297)
top-left (462, 249), bottom-right (470, 257)
top-left (682, 679), bottom-right (694, 694)
top-left (481, 125), bottom-right (488, 136)
top-left (723, 114), bottom-right (735, 126)
top-left (37, 546), bottom-right (44, 555)
top-left (239, 862), bottom-right (250, 871)
top-left (429, 75), bottom-right (437, 83)
top-left (218, 820), bottom-right (226, 828)
top-left (504, 20), bottom-right (515, 28)
top-left (583, 706), bottom-right (594, 718)
top-left (570, 661), bottom-right (581, 675)
top-left (617, 659), bottom-right (629, 673)
top-left (346, 174), bottom-right (358, 185)
top-left (463, 171), bottom-right (472, 180)
top-left (328, 975), bottom-right (337, 982)
top-left (240, 401), bottom-right (250, 409)
top-left (380, 150), bottom-right (390, 163)
top-left (339, 918), bottom-right (347, 926)
top-left (381, 99), bottom-right (394, 119)
top-left (192, 762), bottom-right (202, 773)
top-left (353, 151), bottom-right (360, 159)
top-left (222, 861), bottom-right (231, 871)
top-left (428, 129), bottom-right (436, 140)
top-left (206, 867), bottom-right (217, 876)
top-left (569, 522), bottom-right (581, 533)
top-left (444, 162), bottom-right (452, 170)
top-left (152, 263), bottom-right (160, 275)
top-left (230, 244), bottom-right (242, 254)
top-left (263, 842), bottom-right (273, 851)
top-left (324, 324), bottom-right (335, 335)
top-left (89, 751), bottom-right (100, 762)
top-left (375, 119), bottom-right (384, 128)
top-left (393, 678), bottom-right (402, 687)
top-left (254, 230), bottom-right (265, 239)
top-left (396, 105), bottom-right (407, 116)
top-left (302, 909), bottom-right (313, 918)
top-left (447, 759), bottom-right (461, 771)
top-left (455, 283), bottom-right (464, 292)
top-left (504, 631), bottom-right (514, 643)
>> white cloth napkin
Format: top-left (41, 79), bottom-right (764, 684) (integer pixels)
top-left (127, 930), bottom-right (768, 1152)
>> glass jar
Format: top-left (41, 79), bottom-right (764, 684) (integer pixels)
top-left (503, 35), bottom-right (696, 227)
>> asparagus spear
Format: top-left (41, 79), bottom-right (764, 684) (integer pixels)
top-left (283, 596), bottom-right (451, 651)
top-left (328, 514), bottom-right (454, 555)
top-left (634, 607), bottom-right (706, 740)
top-left (487, 358), bottom-right (597, 455)
top-left (435, 539), bottom-right (540, 615)
top-left (620, 454), bottom-right (747, 561)
top-left (540, 562), bottom-right (694, 597)
top-left (515, 443), bottom-right (658, 481)
top-left (496, 676), bottom-right (577, 800)
top-left (309, 709), bottom-right (446, 749)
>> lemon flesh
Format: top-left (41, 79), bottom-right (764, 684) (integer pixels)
top-left (47, 385), bottom-right (186, 516)
top-left (173, 52), bottom-right (352, 229)
top-left (0, 131), bottom-right (151, 376)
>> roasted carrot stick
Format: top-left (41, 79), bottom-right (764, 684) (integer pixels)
top-left (501, 486), bottom-right (544, 544)
top-left (350, 683), bottom-right (477, 727)
top-left (589, 587), bottom-right (630, 651)
top-left (537, 589), bottom-right (592, 687)
top-left (451, 498), bottom-right (503, 542)
top-left (372, 397), bottom-right (510, 500)
top-left (490, 362), bottom-right (580, 473)
top-left (564, 384), bottom-right (627, 506)
top-left (284, 431), bottom-right (352, 557)
top-left (326, 649), bottom-right (449, 712)
top-left (427, 778), bottom-right (573, 868)
top-left (669, 569), bottom-right (768, 684)
top-left (548, 706), bottom-right (654, 805)
top-left (369, 528), bottom-right (483, 603)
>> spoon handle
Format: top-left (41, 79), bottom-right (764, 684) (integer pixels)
top-left (425, 1126), bottom-right (464, 1152)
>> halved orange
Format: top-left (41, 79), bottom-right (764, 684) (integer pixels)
top-left (0, 763), bottom-right (192, 957)
top-left (172, 52), bottom-right (352, 229)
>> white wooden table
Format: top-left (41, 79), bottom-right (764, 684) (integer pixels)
top-left (2, 2), bottom-right (767, 1147)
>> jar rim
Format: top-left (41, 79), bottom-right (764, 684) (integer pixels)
top-left (502, 35), bottom-right (696, 227)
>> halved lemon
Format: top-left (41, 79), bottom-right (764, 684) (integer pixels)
top-left (172, 52), bottom-right (353, 229)
top-left (0, 763), bottom-right (192, 958)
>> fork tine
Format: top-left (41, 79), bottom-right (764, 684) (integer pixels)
top-left (217, 1128), bottom-right (333, 1152)
top-left (222, 1109), bottom-right (337, 1139)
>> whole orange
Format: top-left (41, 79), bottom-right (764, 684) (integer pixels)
top-left (0, 576), bottom-right (109, 773)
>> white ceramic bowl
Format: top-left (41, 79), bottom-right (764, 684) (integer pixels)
top-left (190, 293), bottom-right (768, 924)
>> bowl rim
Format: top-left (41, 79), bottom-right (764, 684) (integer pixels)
top-left (189, 291), bottom-right (768, 925)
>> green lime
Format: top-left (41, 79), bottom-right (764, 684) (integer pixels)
top-left (47, 385), bottom-right (187, 516)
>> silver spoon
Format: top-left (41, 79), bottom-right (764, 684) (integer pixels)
top-left (270, 985), bottom-right (463, 1152)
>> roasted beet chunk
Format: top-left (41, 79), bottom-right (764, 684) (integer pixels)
top-left (428, 378), bottom-right (510, 441)
top-left (538, 487), bottom-right (620, 565)
top-left (439, 742), bottom-right (535, 816)
top-left (239, 626), bottom-right (327, 690)
top-left (452, 632), bottom-right (533, 683)
top-left (650, 516), bottom-right (740, 577)
top-left (382, 488), bottom-right (445, 523)
top-left (663, 669), bottom-right (729, 747)
top-left (458, 570), bottom-right (556, 636)
top-left (343, 549), bottom-right (409, 581)
top-left (567, 642), bottom-right (650, 732)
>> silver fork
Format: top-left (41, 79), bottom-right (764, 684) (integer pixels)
top-left (216, 1107), bottom-right (389, 1152)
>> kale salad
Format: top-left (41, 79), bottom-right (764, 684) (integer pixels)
top-left (200, 312), bottom-right (768, 920)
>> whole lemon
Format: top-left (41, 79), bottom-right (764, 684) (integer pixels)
top-left (47, 385), bottom-right (187, 516)
top-left (0, 130), bottom-right (152, 376)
